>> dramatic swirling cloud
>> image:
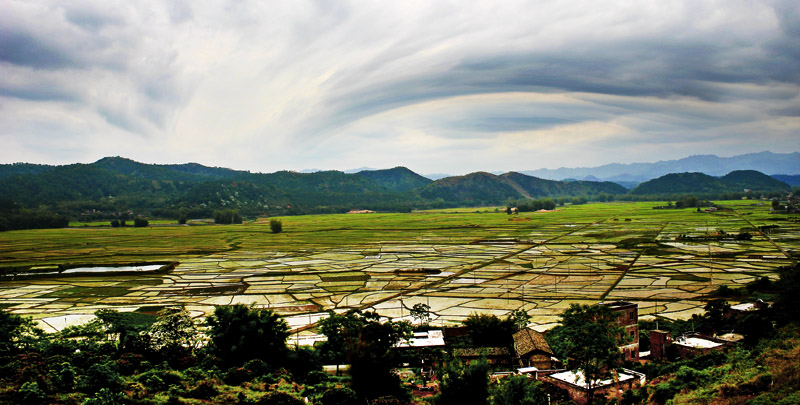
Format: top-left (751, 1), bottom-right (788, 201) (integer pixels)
top-left (1, 0), bottom-right (798, 173)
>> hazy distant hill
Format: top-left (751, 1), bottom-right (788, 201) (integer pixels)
top-left (523, 151), bottom-right (800, 182)
top-left (422, 173), bottom-right (453, 181)
top-left (771, 174), bottom-right (800, 187)
top-left (631, 170), bottom-right (791, 195)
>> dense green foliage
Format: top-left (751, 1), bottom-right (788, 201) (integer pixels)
top-left (436, 358), bottom-right (490, 405)
top-left (317, 310), bottom-right (412, 401)
top-left (0, 157), bottom-right (794, 230)
top-left (0, 198), bottom-right (68, 231)
top-left (206, 305), bottom-right (290, 367)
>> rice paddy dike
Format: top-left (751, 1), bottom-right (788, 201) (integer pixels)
top-left (1, 200), bottom-right (796, 343)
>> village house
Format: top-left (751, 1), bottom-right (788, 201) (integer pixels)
top-left (512, 327), bottom-right (557, 370)
top-left (599, 301), bottom-right (639, 360)
top-left (543, 368), bottom-right (646, 405)
top-left (727, 299), bottom-right (771, 316)
top-left (649, 330), bottom-right (731, 360)
top-left (395, 329), bottom-right (446, 349)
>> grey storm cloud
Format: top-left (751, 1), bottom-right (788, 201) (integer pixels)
top-left (0, 0), bottom-right (798, 172)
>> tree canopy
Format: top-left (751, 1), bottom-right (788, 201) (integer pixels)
top-left (205, 304), bottom-right (290, 367)
top-left (546, 304), bottom-right (625, 402)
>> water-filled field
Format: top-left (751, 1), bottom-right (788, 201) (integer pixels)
top-left (1, 201), bottom-right (796, 343)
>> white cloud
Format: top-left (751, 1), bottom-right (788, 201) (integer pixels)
top-left (0, 0), bottom-right (798, 172)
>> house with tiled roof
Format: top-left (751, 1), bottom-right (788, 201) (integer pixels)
top-left (512, 327), bottom-right (556, 369)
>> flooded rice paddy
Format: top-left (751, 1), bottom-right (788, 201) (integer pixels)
top-left (0, 201), bottom-right (796, 344)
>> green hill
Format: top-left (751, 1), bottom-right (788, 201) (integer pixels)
top-left (720, 170), bottom-right (791, 192)
top-left (501, 172), bottom-right (627, 198)
top-left (631, 170), bottom-right (790, 195)
top-left (418, 172), bottom-right (523, 205)
top-left (0, 162), bottom-right (55, 180)
top-left (354, 167), bottom-right (432, 192)
top-left (1, 157), bottom-right (793, 221)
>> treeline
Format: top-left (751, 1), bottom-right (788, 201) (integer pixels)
top-left (213, 210), bottom-right (243, 224)
top-left (0, 198), bottom-right (68, 231)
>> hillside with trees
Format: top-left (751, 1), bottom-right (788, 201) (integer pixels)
top-left (631, 171), bottom-right (791, 195)
top-left (0, 157), bottom-right (796, 229)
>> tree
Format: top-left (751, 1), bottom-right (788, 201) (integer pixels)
top-left (213, 209), bottom-right (242, 224)
top-left (94, 309), bottom-right (154, 352)
top-left (317, 310), bottom-right (412, 401)
top-left (205, 304), bottom-right (290, 367)
top-left (775, 263), bottom-right (800, 325)
top-left (133, 217), bottom-right (149, 227)
top-left (410, 303), bottom-right (432, 325)
top-left (489, 374), bottom-right (547, 405)
top-left (509, 308), bottom-right (531, 332)
top-left (437, 358), bottom-right (490, 405)
top-left (270, 219), bottom-right (283, 233)
top-left (177, 210), bottom-right (188, 225)
top-left (0, 310), bottom-right (42, 356)
top-left (463, 313), bottom-right (514, 347)
top-left (547, 304), bottom-right (625, 404)
top-left (148, 307), bottom-right (199, 360)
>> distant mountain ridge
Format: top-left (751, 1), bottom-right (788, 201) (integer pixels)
top-left (0, 156), bottom-right (794, 219)
top-left (522, 151), bottom-right (800, 182)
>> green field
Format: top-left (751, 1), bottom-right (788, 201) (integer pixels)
top-left (1, 201), bottom-right (796, 341)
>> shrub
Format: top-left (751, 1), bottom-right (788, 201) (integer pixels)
top-left (133, 217), bottom-right (149, 227)
top-left (17, 381), bottom-right (46, 404)
top-left (257, 391), bottom-right (304, 405)
top-left (79, 362), bottom-right (123, 393)
top-left (186, 379), bottom-right (220, 400)
top-left (270, 219), bottom-right (283, 234)
top-left (319, 387), bottom-right (358, 405)
top-left (50, 361), bottom-right (76, 392)
top-left (135, 369), bottom-right (185, 393)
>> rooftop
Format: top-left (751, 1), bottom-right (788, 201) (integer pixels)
top-left (547, 369), bottom-right (645, 390)
top-left (673, 336), bottom-right (723, 349)
top-left (599, 301), bottom-right (637, 310)
top-left (395, 329), bottom-right (445, 348)
top-left (513, 327), bottom-right (553, 357)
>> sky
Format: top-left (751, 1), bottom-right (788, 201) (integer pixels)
top-left (2, 0), bottom-right (799, 175)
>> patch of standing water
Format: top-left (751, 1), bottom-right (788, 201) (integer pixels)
top-left (62, 264), bottom-right (164, 274)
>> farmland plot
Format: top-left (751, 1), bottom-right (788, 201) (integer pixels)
top-left (0, 201), bottom-right (795, 338)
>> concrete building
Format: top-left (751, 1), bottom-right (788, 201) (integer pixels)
top-left (650, 330), bottom-right (730, 360)
top-left (599, 301), bottom-right (639, 360)
top-left (543, 368), bottom-right (646, 404)
top-left (395, 330), bottom-right (445, 348)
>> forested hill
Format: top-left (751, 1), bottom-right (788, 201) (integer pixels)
top-left (417, 171), bottom-right (627, 205)
top-left (0, 157), bottom-right (795, 220)
top-left (631, 170), bottom-right (792, 195)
